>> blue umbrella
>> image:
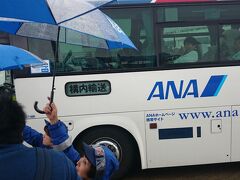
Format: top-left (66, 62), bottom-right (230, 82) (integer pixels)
top-left (0, 44), bottom-right (44, 71)
top-left (0, 0), bottom-right (136, 113)
top-left (0, 0), bottom-right (114, 24)
top-left (0, 0), bottom-right (136, 49)
top-left (0, 14), bottom-right (135, 49)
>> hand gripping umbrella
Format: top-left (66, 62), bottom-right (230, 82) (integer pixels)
top-left (0, 0), bottom-right (136, 114)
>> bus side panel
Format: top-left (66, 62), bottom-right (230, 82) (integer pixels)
top-left (15, 66), bottom-right (240, 117)
top-left (145, 106), bottom-right (231, 168)
top-left (231, 105), bottom-right (240, 162)
top-left (14, 66), bottom-right (240, 169)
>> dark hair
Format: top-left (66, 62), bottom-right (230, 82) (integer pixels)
top-left (0, 93), bottom-right (26, 144)
top-left (44, 125), bottom-right (50, 136)
top-left (184, 37), bottom-right (199, 46)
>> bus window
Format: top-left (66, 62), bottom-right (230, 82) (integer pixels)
top-left (157, 4), bottom-right (240, 22)
top-left (27, 8), bottom-right (157, 74)
top-left (53, 7), bottom-right (156, 73)
top-left (159, 25), bottom-right (213, 65)
top-left (28, 38), bottom-right (55, 71)
top-left (104, 7), bottom-right (156, 69)
top-left (220, 24), bottom-right (240, 61)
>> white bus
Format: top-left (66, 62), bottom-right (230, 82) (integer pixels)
top-left (10, 0), bottom-right (240, 178)
top-left (0, 71), bottom-right (5, 85)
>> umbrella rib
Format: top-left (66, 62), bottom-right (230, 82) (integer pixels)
top-left (57, 0), bottom-right (116, 25)
top-left (44, 0), bottom-right (58, 25)
top-left (15, 22), bottom-right (24, 34)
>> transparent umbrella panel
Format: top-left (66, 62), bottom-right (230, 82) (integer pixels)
top-left (0, 0), bottom-right (116, 24)
top-left (1, 13), bottom-right (135, 49)
top-left (0, 5), bottom-right (135, 49)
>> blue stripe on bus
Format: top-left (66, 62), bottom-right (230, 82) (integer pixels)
top-left (200, 75), bottom-right (227, 97)
top-left (197, 126), bottom-right (201, 137)
top-left (159, 127), bottom-right (193, 140)
top-left (214, 75), bottom-right (227, 96)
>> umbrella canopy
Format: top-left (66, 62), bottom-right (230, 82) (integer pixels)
top-left (0, 0), bottom-right (114, 24)
top-left (0, 13), bottom-right (136, 49)
top-left (0, 44), bottom-right (44, 71)
top-left (0, 0), bottom-right (136, 113)
top-left (0, 0), bottom-right (136, 49)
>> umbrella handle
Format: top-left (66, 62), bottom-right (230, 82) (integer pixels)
top-left (34, 101), bottom-right (45, 114)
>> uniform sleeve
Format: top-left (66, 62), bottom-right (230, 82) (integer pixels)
top-left (47, 120), bottom-right (69, 145)
top-left (23, 125), bottom-right (44, 147)
top-left (63, 146), bottom-right (81, 165)
top-left (47, 120), bottom-right (81, 164)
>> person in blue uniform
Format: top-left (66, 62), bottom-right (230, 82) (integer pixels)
top-left (23, 100), bottom-right (119, 180)
top-left (0, 93), bottom-right (80, 180)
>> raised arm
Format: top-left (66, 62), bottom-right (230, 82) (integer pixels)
top-left (44, 102), bottom-right (80, 164)
top-left (23, 125), bottom-right (44, 147)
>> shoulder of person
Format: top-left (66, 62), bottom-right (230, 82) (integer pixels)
top-left (184, 50), bottom-right (198, 59)
top-left (48, 149), bottom-right (72, 165)
top-left (47, 149), bottom-right (81, 180)
top-left (187, 50), bottom-right (198, 55)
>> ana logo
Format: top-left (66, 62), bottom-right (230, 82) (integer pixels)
top-left (147, 75), bottom-right (227, 101)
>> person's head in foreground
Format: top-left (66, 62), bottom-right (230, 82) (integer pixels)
top-left (0, 93), bottom-right (26, 144)
top-left (76, 142), bottom-right (119, 180)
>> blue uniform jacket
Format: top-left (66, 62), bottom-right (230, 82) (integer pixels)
top-left (0, 144), bottom-right (80, 180)
top-left (23, 121), bottom-right (80, 165)
top-left (23, 121), bottom-right (119, 180)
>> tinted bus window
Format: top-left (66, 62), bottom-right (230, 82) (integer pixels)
top-left (27, 8), bottom-right (156, 75)
top-left (51, 7), bottom-right (155, 74)
top-left (159, 25), bottom-right (215, 65)
top-left (157, 4), bottom-right (240, 22)
top-left (103, 7), bottom-right (156, 70)
top-left (220, 24), bottom-right (240, 61)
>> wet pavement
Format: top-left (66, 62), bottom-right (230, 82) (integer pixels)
top-left (124, 162), bottom-right (240, 180)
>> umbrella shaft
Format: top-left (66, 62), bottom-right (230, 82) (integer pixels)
top-left (50, 26), bottom-right (60, 103)
top-left (50, 90), bottom-right (54, 104)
